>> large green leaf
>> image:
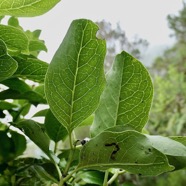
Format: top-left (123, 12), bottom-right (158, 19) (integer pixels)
top-left (45, 19), bottom-right (106, 132)
top-left (0, 40), bottom-right (18, 81)
top-left (0, 0), bottom-right (60, 17)
top-left (91, 51), bottom-right (153, 137)
top-left (79, 130), bottom-right (173, 176)
top-left (45, 110), bottom-right (68, 142)
top-left (13, 56), bottom-right (48, 83)
top-left (0, 24), bottom-right (28, 51)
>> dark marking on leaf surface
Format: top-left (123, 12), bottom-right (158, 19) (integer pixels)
top-left (105, 142), bottom-right (120, 160)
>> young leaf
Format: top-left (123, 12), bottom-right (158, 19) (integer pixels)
top-left (0, 0), bottom-right (60, 17)
top-left (0, 40), bottom-right (18, 82)
top-left (91, 51), bottom-right (153, 137)
top-left (0, 25), bottom-right (28, 51)
top-left (13, 56), bottom-right (48, 83)
top-left (79, 130), bottom-right (173, 176)
top-left (45, 110), bottom-right (68, 142)
top-left (45, 19), bottom-right (106, 132)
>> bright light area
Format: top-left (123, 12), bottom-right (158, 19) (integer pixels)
top-left (17, 0), bottom-right (183, 65)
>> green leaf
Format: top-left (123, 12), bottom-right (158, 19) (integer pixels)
top-left (1, 78), bottom-right (31, 93)
top-left (17, 120), bottom-right (51, 158)
top-left (13, 56), bottom-right (48, 83)
top-left (8, 16), bottom-right (20, 28)
top-left (0, 89), bottom-right (46, 104)
top-left (45, 110), bottom-right (68, 142)
top-left (145, 135), bottom-right (186, 157)
top-left (29, 40), bottom-right (47, 52)
top-left (45, 19), bottom-right (106, 132)
top-left (79, 114), bottom-right (94, 127)
top-left (0, 101), bottom-right (17, 110)
top-left (25, 29), bottom-right (47, 56)
top-left (29, 165), bottom-right (58, 184)
top-left (146, 135), bottom-right (186, 170)
top-left (0, 40), bottom-right (18, 81)
top-left (33, 109), bottom-right (49, 117)
top-left (91, 51), bottom-right (153, 137)
top-left (79, 130), bottom-right (173, 176)
top-left (0, 0), bottom-right (61, 17)
top-left (0, 24), bottom-right (28, 51)
top-left (11, 130), bottom-right (27, 157)
top-left (34, 84), bottom-right (46, 99)
top-left (0, 130), bottom-right (26, 163)
top-left (170, 136), bottom-right (186, 146)
top-left (77, 170), bottom-right (104, 185)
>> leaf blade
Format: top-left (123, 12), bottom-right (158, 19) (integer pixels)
top-left (79, 130), bottom-right (173, 176)
top-left (0, 24), bottom-right (28, 51)
top-left (45, 19), bottom-right (106, 132)
top-left (0, 0), bottom-right (61, 17)
top-left (45, 110), bottom-right (68, 142)
top-left (13, 56), bottom-right (48, 83)
top-left (0, 40), bottom-right (18, 82)
top-left (91, 51), bottom-right (153, 136)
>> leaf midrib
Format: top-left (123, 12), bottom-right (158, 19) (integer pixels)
top-left (69, 21), bottom-right (88, 131)
top-left (79, 161), bottom-right (167, 169)
top-left (113, 58), bottom-right (124, 126)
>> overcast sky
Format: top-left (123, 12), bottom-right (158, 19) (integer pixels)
top-left (18, 0), bottom-right (183, 65)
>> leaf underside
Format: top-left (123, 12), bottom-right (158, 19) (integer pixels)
top-left (91, 51), bottom-right (153, 137)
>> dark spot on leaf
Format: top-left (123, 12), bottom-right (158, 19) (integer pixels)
top-left (105, 142), bottom-right (120, 160)
top-left (138, 173), bottom-right (142, 176)
top-left (135, 161), bottom-right (138, 164)
top-left (148, 148), bottom-right (152, 152)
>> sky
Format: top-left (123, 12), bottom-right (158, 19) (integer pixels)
top-left (18, 0), bottom-right (183, 66)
